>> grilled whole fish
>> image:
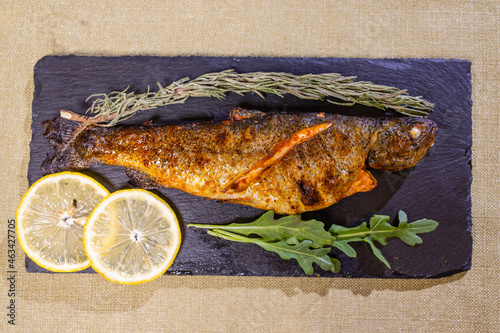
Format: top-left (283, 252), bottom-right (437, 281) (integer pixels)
top-left (42, 108), bottom-right (437, 214)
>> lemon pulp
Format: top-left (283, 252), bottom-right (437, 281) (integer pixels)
top-left (83, 189), bottom-right (181, 284)
top-left (16, 172), bottom-right (109, 272)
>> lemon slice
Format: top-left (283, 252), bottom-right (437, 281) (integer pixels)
top-left (83, 189), bottom-right (181, 284)
top-left (16, 172), bottom-right (109, 272)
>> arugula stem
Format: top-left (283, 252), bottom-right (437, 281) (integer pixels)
top-left (191, 223), bottom-right (333, 244)
top-left (207, 230), bottom-right (333, 269)
top-left (188, 224), bottom-right (223, 229)
top-left (333, 225), bottom-right (438, 241)
top-left (206, 230), bottom-right (254, 243)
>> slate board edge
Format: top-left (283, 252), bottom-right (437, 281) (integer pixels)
top-left (26, 55), bottom-right (473, 279)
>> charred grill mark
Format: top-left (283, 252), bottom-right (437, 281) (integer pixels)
top-left (323, 168), bottom-right (340, 187)
top-left (298, 179), bottom-right (321, 206)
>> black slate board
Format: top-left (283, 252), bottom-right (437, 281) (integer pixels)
top-left (27, 56), bottom-right (472, 278)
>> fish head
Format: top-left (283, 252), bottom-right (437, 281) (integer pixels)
top-left (368, 117), bottom-right (438, 171)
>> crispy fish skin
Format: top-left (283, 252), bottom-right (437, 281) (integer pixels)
top-left (42, 109), bottom-right (437, 214)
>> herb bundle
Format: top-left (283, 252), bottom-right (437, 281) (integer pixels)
top-left (188, 210), bottom-right (438, 275)
top-left (75, 70), bottom-right (434, 126)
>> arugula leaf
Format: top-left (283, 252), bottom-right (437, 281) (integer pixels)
top-left (207, 229), bottom-right (340, 275)
top-left (188, 210), bottom-right (438, 274)
top-left (329, 211), bottom-right (438, 268)
top-left (189, 210), bottom-right (334, 248)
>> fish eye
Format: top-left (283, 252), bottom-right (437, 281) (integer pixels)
top-left (410, 125), bottom-right (422, 139)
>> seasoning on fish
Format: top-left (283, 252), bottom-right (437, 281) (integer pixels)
top-left (42, 108), bottom-right (437, 215)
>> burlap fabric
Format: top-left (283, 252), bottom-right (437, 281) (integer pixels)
top-left (1, 1), bottom-right (498, 331)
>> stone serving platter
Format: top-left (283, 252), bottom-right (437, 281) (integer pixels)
top-left (27, 56), bottom-right (472, 278)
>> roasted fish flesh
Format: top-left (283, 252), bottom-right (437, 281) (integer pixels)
top-left (42, 108), bottom-right (437, 214)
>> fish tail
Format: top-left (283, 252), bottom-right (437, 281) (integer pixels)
top-left (41, 117), bottom-right (94, 174)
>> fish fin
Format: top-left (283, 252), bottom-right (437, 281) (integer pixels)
top-left (229, 107), bottom-right (265, 121)
top-left (41, 117), bottom-right (94, 173)
top-left (346, 169), bottom-right (377, 197)
top-left (126, 169), bottom-right (161, 189)
top-left (142, 120), bottom-right (155, 127)
top-left (224, 122), bottom-right (333, 193)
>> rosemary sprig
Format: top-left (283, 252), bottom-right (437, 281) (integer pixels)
top-left (84, 69), bottom-right (434, 126)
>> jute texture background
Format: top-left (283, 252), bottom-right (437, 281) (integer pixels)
top-left (1, 1), bottom-right (498, 331)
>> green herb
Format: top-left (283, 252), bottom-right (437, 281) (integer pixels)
top-left (329, 211), bottom-right (439, 268)
top-left (188, 210), bottom-right (438, 275)
top-left (190, 210), bottom-right (334, 248)
top-left (77, 69), bottom-right (433, 126)
top-left (207, 229), bottom-right (340, 275)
